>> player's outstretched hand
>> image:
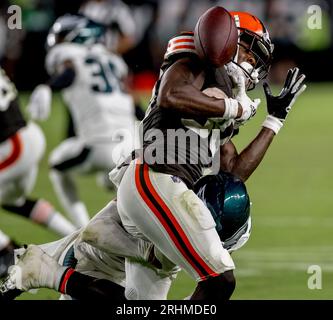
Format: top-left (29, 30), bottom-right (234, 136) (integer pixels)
top-left (27, 84), bottom-right (52, 121)
top-left (262, 67), bottom-right (306, 134)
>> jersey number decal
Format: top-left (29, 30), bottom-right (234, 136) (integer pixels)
top-left (85, 57), bottom-right (120, 93)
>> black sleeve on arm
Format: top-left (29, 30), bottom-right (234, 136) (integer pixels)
top-left (48, 67), bottom-right (76, 90)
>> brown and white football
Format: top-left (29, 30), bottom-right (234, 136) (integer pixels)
top-left (194, 6), bottom-right (238, 68)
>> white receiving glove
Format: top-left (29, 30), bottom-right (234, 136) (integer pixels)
top-left (27, 84), bottom-right (52, 121)
top-left (225, 62), bottom-right (261, 123)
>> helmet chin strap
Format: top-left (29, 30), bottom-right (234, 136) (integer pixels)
top-left (225, 61), bottom-right (259, 90)
top-left (240, 61), bottom-right (259, 85)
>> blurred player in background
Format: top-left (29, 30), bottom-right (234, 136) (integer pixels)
top-left (27, 15), bottom-right (137, 228)
top-left (0, 68), bottom-right (77, 277)
top-left (79, 0), bottom-right (148, 122)
top-left (79, 0), bottom-right (136, 55)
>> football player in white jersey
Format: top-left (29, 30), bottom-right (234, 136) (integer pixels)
top-left (0, 68), bottom-right (77, 277)
top-left (28, 15), bottom-right (137, 228)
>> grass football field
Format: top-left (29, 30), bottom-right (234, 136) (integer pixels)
top-left (1, 83), bottom-right (332, 300)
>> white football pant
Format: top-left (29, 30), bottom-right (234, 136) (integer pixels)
top-left (117, 160), bottom-right (235, 282)
top-left (32, 199), bottom-right (175, 300)
top-left (0, 122), bottom-right (45, 205)
top-left (49, 134), bottom-right (134, 228)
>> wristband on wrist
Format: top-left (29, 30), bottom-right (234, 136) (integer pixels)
top-left (223, 98), bottom-right (239, 120)
top-left (262, 115), bottom-right (284, 134)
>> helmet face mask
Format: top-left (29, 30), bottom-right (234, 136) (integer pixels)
top-left (229, 11), bottom-right (274, 90)
top-left (223, 216), bottom-right (251, 252)
top-left (237, 29), bottom-right (273, 90)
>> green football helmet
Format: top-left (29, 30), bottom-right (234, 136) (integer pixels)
top-left (46, 15), bottom-right (106, 50)
top-left (194, 171), bottom-right (251, 252)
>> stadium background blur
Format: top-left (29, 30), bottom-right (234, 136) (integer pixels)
top-left (1, 0), bottom-right (333, 299)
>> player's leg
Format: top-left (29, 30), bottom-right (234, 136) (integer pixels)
top-left (125, 256), bottom-right (177, 300)
top-left (188, 270), bottom-right (235, 300)
top-left (0, 245), bottom-right (125, 301)
top-left (117, 161), bottom-right (236, 300)
top-left (80, 199), bottom-right (152, 258)
top-left (49, 138), bottom-right (91, 228)
top-left (0, 231), bottom-right (10, 253)
top-left (1, 167), bottom-right (76, 237)
top-left (90, 134), bottom-right (134, 192)
top-left (2, 199), bottom-right (76, 237)
top-left (0, 123), bottom-right (76, 236)
top-left (0, 230), bottom-right (16, 278)
top-left (1, 201), bottom-right (172, 300)
top-left (0, 229), bottom-right (81, 299)
top-left (78, 199), bottom-right (174, 300)
top-left (56, 199), bottom-right (163, 300)
top-left (59, 267), bottom-right (125, 300)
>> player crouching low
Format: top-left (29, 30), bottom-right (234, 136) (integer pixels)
top-left (0, 171), bottom-right (251, 300)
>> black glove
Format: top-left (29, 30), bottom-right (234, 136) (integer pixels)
top-left (263, 67), bottom-right (306, 121)
top-left (262, 67), bottom-right (306, 134)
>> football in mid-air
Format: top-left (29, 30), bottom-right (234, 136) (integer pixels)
top-left (194, 6), bottom-right (238, 68)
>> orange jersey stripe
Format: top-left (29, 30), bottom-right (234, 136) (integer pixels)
top-left (135, 162), bottom-right (219, 280)
top-left (0, 133), bottom-right (22, 171)
top-left (141, 164), bottom-right (218, 278)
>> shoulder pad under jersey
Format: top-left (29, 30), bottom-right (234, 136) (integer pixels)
top-left (164, 32), bottom-right (198, 61)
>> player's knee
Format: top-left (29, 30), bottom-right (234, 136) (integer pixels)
top-left (48, 152), bottom-right (67, 172)
top-left (49, 161), bottom-right (64, 172)
top-left (211, 271), bottom-right (236, 299)
top-left (80, 222), bottom-right (100, 245)
top-left (48, 150), bottom-right (60, 170)
top-left (193, 270), bottom-right (236, 300)
top-left (80, 201), bottom-right (120, 247)
top-left (221, 270), bottom-right (236, 293)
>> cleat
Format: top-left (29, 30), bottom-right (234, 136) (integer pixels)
top-left (0, 245), bottom-right (67, 294)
